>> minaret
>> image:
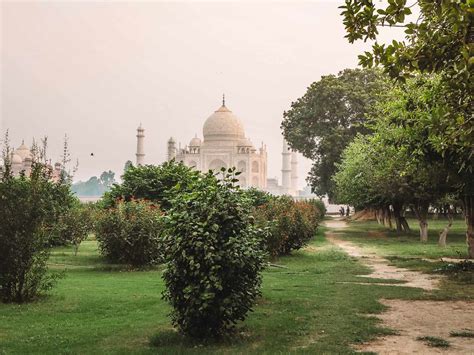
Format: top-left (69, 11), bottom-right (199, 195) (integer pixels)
top-left (291, 151), bottom-right (298, 196)
top-left (281, 139), bottom-right (291, 195)
top-left (136, 124), bottom-right (145, 166)
top-left (167, 137), bottom-right (176, 161)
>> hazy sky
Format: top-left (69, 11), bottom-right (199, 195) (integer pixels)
top-left (1, 1), bottom-right (406, 185)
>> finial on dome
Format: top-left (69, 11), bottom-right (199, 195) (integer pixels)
top-left (222, 93), bottom-right (225, 107)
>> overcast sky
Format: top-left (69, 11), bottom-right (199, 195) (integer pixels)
top-left (1, 1), bottom-right (406, 185)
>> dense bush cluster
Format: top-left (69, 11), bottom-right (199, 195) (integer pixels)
top-left (51, 202), bottom-right (95, 250)
top-left (254, 196), bottom-right (323, 257)
top-left (102, 161), bottom-right (199, 210)
top-left (162, 169), bottom-right (266, 338)
top-left (0, 162), bottom-right (75, 303)
top-left (95, 200), bottom-right (164, 267)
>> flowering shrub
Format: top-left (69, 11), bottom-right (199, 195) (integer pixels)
top-left (254, 196), bottom-right (322, 257)
top-left (95, 200), bottom-right (164, 267)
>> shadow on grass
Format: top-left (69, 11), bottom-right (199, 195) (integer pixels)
top-left (149, 327), bottom-right (253, 349)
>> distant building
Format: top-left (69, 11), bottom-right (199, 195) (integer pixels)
top-left (135, 96), bottom-right (301, 196)
top-left (1, 140), bottom-right (62, 180)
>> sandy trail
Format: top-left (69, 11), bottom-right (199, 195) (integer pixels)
top-left (356, 299), bottom-right (474, 355)
top-left (323, 218), bottom-right (474, 354)
top-left (323, 219), bottom-right (441, 290)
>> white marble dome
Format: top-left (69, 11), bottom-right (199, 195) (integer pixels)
top-left (189, 135), bottom-right (202, 147)
top-left (11, 153), bottom-right (22, 164)
top-left (203, 104), bottom-right (245, 141)
top-left (238, 138), bottom-right (253, 147)
top-left (15, 142), bottom-right (32, 160)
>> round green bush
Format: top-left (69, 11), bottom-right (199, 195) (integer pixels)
top-left (162, 169), bottom-right (266, 338)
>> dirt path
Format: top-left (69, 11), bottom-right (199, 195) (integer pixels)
top-left (323, 218), bottom-right (474, 354)
top-left (324, 219), bottom-right (441, 290)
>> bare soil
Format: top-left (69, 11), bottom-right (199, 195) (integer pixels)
top-left (323, 218), bottom-right (474, 354)
top-left (356, 299), bottom-right (474, 354)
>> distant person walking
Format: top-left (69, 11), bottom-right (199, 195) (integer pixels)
top-left (346, 206), bottom-right (350, 217)
top-left (339, 207), bottom-right (345, 216)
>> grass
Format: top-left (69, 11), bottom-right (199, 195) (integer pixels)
top-left (450, 330), bottom-right (474, 338)
top-left (340, 217), bottom-right (474, 300)
top-left (416, 336), bottom-right (451, 348)
top-left (0, 218), bottom-right (472, 353)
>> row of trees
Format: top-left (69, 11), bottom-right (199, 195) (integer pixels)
top-left (282, 1), bottom-right (473, 257)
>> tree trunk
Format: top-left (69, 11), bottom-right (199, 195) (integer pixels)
top-left (400, 217), bottom-right (411, 232)
top-left (413, 202), bottom-right (429, 242)
top-left (383, 206), bottom-right (393, 230)
top-left (438, 209), bottom-right (453, 247)
top-left (463, 196), bottom-right (474, 259)
top-left (376, 208), bottom-right (383, 225)
top-left (392, 202), bottom-right (404, 233)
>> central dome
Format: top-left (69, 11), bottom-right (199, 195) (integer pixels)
top-left (203, 104), bottom-right (245, 142)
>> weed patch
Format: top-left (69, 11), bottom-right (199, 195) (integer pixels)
top-left (416, 336), bottom-right (450, 348)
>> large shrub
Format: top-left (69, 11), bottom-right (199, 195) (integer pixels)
top-left (53, 202), bottom-right (95, 254)
top-left (162, 169), bottom-right (266, 338)
top-left (0, 163), bottom-right (73, 303)
top-left (102, 161), bottom-right (200, 210)
top-left (95, 200), bottom-right (164, 267)
top-left (255, 196), bottom-right (322, 257)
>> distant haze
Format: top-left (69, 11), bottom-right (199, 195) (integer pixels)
top-left (1, 1), bottom-right (406, 186)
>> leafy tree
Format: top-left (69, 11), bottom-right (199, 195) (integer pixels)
top-left (162, 168), bottom-right (266, 338)
top-left (102, 161), bottom-right (200, 210)
top-left (123, 160), bottom-right (133, 173)
top-left (72, 171), bottom-right (116, 197)
top-left (334, 77), bottom-right (457, 243)
top-left (281, 68), bottom-right (389, 199)
top-left (0, 161), bottom-right (73, 302)
top-left (99, 170), bottom-right (115, 189)
top-left (340, 0), bottom-right (474, 255)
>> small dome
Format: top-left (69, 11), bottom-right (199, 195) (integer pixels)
top-left (11, 153), bottom-right (22, 164)
top-left (238, 138), bottom-right (253, 147)
top-left (189, 135), bottom-right (202, 147)
top-left (15, 142), bottom-right (32, 160)
top-left (168, 137), bottom-right (176, 143)
top-left (203, 104), bottom-right (245, 142)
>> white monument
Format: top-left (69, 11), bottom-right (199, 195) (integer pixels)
top-left (167, 96), bottom-right (268, 189)
top-left (135, 96), bottom-right (301, 195)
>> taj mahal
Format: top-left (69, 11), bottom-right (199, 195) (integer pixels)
top-left (135, 96), bottom-right (300, 196)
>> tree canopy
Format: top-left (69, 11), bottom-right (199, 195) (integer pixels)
top-left (281, 68), bottom-right (389, 199)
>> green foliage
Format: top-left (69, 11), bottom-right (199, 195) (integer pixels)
top-left (162, 168), bottom-right (266, 338)
top-left (450, 330), bottom-right (474, 338)
top-left (241, 187), bottom-right (273, 207)
top-left (281, 68), bottom-right (389, 198)
top-left (53, 202), bottom-right (95, 254)
top-left (0, 162), bottom-right (72, 303)
top-left (416, 336), bottom-right (450, 348)
top-left (309, 198), bottom-right (327, 218)
top-left (102, 160), bottom-right (200, 210)
top-left (434, 260), bottom-right (474, 283)
top-left (254, 196), bottom-right (322, 257)
top-left (95, 200), bottom-right (164, 267)
top-left (340, 0), bottom-right (473, 174)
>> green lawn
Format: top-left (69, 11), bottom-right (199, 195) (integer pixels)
top-left (0, 219), bottom-right (471, 354)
